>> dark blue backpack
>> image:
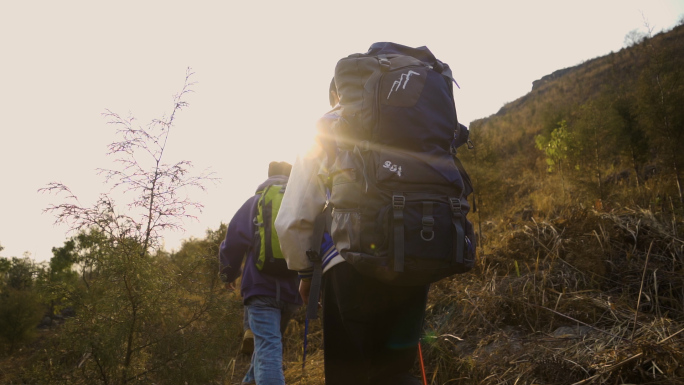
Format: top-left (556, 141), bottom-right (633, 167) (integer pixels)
top-left (325, 42), bottom-right (476, 286)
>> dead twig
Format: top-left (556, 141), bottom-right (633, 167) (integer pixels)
top-left (632, 241), bottom-right (654, 340)
top-left (521, 301), bottom-right (632, 343)
top-left (658, 327), bottom-right (684, 344)
top-left (570, 353), bottom-right (643, 385)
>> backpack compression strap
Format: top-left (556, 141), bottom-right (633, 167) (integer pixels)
top-left (392, 194), bottom-right (405, 272)
top-left (450, 198), bottom-right (465, 265)
top-left (305, 205), bottom-right (331, 320)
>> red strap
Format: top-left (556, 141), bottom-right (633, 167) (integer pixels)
top-left (418, 341), bottom-right (428, 385)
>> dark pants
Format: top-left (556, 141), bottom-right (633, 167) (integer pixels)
top-left (322, 262), bottom-right (429, 385)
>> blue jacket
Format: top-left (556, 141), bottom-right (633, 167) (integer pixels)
top-left (219, 175), bottom-right (302, 305)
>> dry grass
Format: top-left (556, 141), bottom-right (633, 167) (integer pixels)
top-left (2, 208), bottom-right (681, 385)
top-left (281, 206), bottom-right (683, 385)
top-left (419, 206), bottom-right (684, 384)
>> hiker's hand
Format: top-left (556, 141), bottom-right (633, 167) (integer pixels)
top-left (225, 282), bottom-right (237, 292)
top-left (299, 279), bottom-right (311, 305)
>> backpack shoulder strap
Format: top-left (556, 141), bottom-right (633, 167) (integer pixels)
top-left (305, 204), bottom-right (331, 320)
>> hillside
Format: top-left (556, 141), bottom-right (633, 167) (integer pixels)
top-left (2, 24), bottom-right (683, 385)
top-left (461, 23), bottom-right (684, 221)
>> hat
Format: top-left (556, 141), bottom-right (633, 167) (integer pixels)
top-left (268, 161), bottom-right (292, 177)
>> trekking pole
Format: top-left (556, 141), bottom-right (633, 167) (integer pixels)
top-left (418, 341), bottom-right (428, 385)
top-left (302, 318), bottom-right (309, 371)
top-left (302, 208), bottom-right (328, 372)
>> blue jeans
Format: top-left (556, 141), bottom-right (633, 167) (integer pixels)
top-left (243, 307), bottom-right (250, 331)
top-left (242, 296), bottom-right (299, 385)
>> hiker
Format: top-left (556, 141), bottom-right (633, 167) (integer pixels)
top-left (219, 161), bottom-right (302, 385)
top-left (276, 43), bottom-right (476, 385)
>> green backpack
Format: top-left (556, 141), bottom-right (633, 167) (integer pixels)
top-left (253, 184), bottom-right (295, 277)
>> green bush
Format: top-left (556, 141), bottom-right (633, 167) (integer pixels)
top-left (0, 288), bottom-right (44, 354)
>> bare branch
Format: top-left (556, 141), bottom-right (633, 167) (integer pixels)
top-left (41, 68), bottom-right (216, 256)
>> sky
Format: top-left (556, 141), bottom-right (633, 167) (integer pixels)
top-left (1, 0), bottom-right (683, 262)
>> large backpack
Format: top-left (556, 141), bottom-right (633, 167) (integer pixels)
top-left (324, 42), bottom-right (476, 286)
top-left (253, 183), bottom-right (296, 277)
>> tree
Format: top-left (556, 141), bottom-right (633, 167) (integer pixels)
top-left (0, 256), bottom-right (41, 291)
top-left (575, 101), bottom-right (611, 200)
top-left (613, 96), bottom-right (649, 189)
top-left (0, 288), bottom-right (44, 354)
top-left (0, 256), bottom-right (45, 354)
top-left (535, 120), bottom-right (576, 200)
top-left (637, 24), bottom-right (684, 207)
top-left (42, 69), bottom-right (216, 253)
top-left (0, 253), bottom-right (9, 282)
top-left (459, 120), bottom-right (504, 242)
top-left (37, 232), bottom-right (96, 317)
top-left (36, 69), bottom-right (234, 384)
top-left (624, 28), bottom-right (647, 48)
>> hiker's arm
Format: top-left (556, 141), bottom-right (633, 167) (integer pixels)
top-left (219, 197), bottom-right (256, 284)
top-left (298, 232), bottom-right (336, 304)
top-left (275, 146), bottom-right (328, 273)
top-left (299, 279), bottom-right (311, 305)
top-left (225, 281), bottom-right (237, 291)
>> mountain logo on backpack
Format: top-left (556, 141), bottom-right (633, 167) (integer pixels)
top-left (387, 70), bottom-right (420, 99)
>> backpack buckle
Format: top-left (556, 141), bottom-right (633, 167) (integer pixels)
top-left (420, 216), bottom-right (435, 242)
top-left (306, 249), bottom-right (321, 262)
top-left (378, 56), bottom-right (391, 71)
top-left (420, 230), bottom-right (435, 242)
top-left (449, 198), bottom-right (462, 213)
top-left (392, 195), bottom-right (405, 210)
